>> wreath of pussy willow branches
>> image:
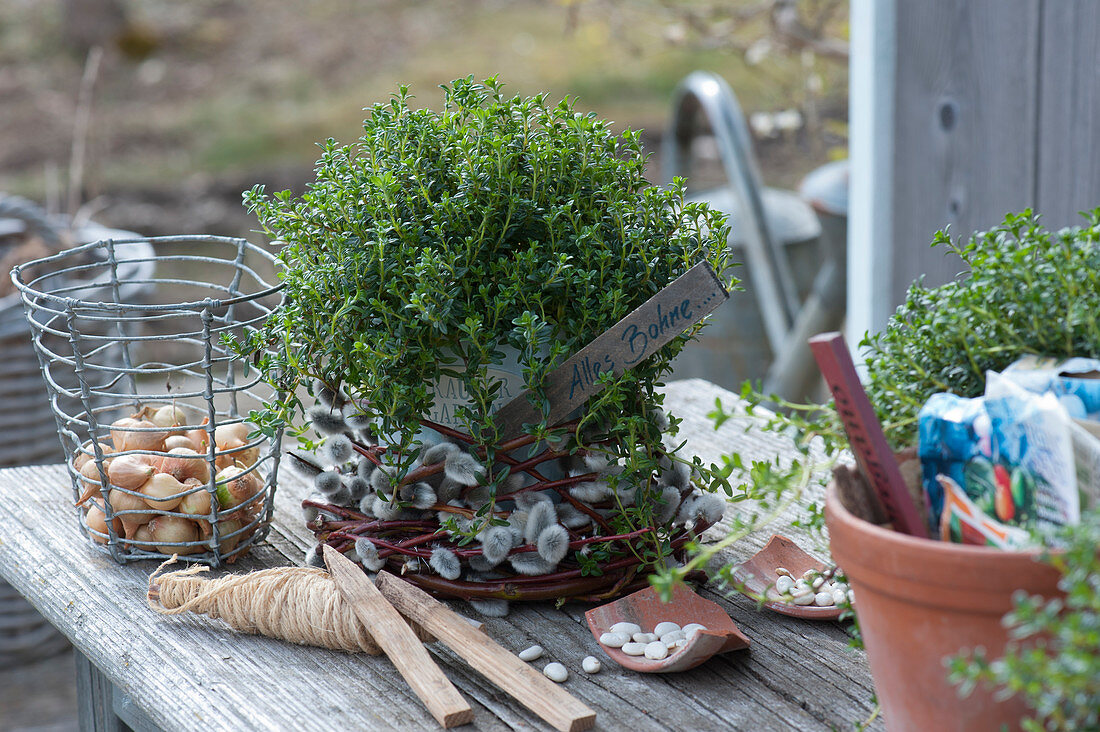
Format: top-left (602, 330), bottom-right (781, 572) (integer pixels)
top-left (287, 384), bottom-right (725, 610)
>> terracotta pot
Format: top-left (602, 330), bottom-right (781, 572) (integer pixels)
top-left (826, 481), bottom-right (1062, 732)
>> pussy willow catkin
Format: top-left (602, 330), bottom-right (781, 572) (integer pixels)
top-left (147, 558), bottom-right (432, 653)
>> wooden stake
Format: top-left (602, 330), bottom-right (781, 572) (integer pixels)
top-left (322, 546), bottom-right (473, 728)
top-left (376, 571), bottom-right (597, 732)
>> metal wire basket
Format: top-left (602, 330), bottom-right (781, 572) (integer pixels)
top-left (0, 195), bottom-right (149, 467)
top-left (11, 235), bottom-right (284, 566)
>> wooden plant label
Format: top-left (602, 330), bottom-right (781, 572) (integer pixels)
top-left (495, 261), bottom-right (728, 438)
top-left (809, 332), bottom-right (928, 538)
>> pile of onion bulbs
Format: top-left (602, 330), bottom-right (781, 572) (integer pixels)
top-left (72, 404), bottom-right (266, 561)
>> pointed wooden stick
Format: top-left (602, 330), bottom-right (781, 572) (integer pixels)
top-left (376, 571), bottom-right (597, 732)
top-left (322, 546), bottom-right (473, 728)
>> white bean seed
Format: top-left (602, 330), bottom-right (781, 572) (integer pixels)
top-left (653, 621), bottom-right (681, 636)
top-left (791, 589), bottom-right (816, 606)
top-left (775, 567), bottom-right (792, 577)
top-left (775, 576), bottom-right (794, 594)
top-left (644, 641), bottom-right (669, 660)
top-left (682, 623), bottom-right (708, 638)
top-left (659, 630), bottom-right (685, 644)
top-left (834, 582), bottom-right (849, 593)
top-left (667, 638), bottom-right (686, 651)
top-left (802, 569), bottom-right (818, 580)
top-left (632, 632), bottom-right (658, 644)
top-left (621, 642), bottom-right (647, 656)
top-left (609, 622), bottom-right (641, 636)
top-left (543, 662), bottom-right (568, 682)
top-left (582, 656), bottom-right (601, 674)
top-left (518, 645), bottom-right (543, 661)
top-left (599, 632), bottom-right (629, 648)
top-left (848, 589), bottom-right (856, 604)
top-left (814, 591), bottom-right (835, 606)
top-left (811, 576), bottom-right (825, 591)
top-left (832, 589), bottom-right (847, 605)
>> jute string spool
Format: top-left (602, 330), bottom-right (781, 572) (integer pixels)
top-left (147, 558), bottom-right (433, 654)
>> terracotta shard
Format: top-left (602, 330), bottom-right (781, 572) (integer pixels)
top-left (585, 583), bottom-right (749, 673)
top-left (730, 534), bottom-right (844, 620)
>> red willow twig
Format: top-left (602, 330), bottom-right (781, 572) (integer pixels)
top-left (325, 525), bottom-right (657, 561)
top-left (309, 418), bottom-right (703, 600)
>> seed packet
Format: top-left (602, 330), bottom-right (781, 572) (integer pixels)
top-left (918, 373), bottom-right (1083, 546)
top-left (1002, 355), bottom-right (1100, 427)
top-left (983, 372), bottom-right (1079, 531)
top-left (918, 392), bottom-right (990, 536)
top-left (936, 474), bottom-right (1032, 549)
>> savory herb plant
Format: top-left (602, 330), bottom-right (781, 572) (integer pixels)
top-left (868, 211), bottom-right (1100, 729)
top-left (864, 209), bottom-right (1100, 448)
top-left (233, 76), bottom-right (732, 584)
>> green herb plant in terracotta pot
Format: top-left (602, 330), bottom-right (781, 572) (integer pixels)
top-left (662, 210), bottom-right (1100, 731)
top-left (833, 210), bottom-right (1100, 732)
top-left (828, 211), bottom-right (1100, 731)
top-left (233, 77), bottom-right (735, 612)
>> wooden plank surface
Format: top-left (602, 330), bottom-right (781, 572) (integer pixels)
top-left (0, 379), bottom-right (880, 731)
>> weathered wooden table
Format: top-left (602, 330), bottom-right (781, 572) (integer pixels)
top-left (0, 379), bottom-right (880, 731)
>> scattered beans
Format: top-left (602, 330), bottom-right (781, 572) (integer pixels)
top-left (621, 642), bottom-right (647, 656)
top-left (543, 662), bottom-right (568, 683)
top-left (518, 645), bottom-right (543, 661)
top-left (582, 656), bottom-right (601, 674)
top-left (644, 641), bottom-right (668, 660)
top-left (609, 622), bottom-right (641, 636)
top-left (653, 621), bottom-right (681, 637)
top-left (599, 631), bottom-right (630, 648)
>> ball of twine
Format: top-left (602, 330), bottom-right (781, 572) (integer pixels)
top-left (146, 557), bottom-right (432, 653)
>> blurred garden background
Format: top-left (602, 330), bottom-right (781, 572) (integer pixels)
top-left (0, 1), bottom-right (847, 729)
top-left (0, 0), bottom-right (847, 238)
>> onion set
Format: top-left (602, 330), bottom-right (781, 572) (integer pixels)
top-left (75, 403), bottom-right (267, 562)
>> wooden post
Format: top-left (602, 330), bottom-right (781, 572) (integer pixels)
top-left (849, 1), bottom-right (1100, 342)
